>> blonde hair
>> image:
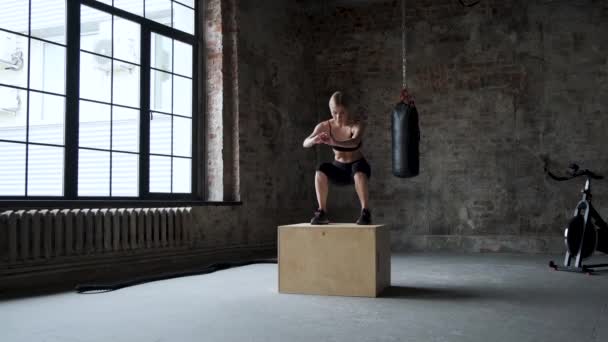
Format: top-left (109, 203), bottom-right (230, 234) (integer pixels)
top-left (329, 91), bottom-right (350, 109)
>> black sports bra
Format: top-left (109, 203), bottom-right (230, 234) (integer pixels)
top-left (328, 121), bottom-right (362, 152)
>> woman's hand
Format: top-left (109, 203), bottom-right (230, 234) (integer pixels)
top-left (314, 132), bottom-right (334, 145)
top-left (303, 123), bottom-right (331, 148)
top-left (310, 135), bottom-right (322, 145)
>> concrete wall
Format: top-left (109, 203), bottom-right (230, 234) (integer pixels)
top-left (233, 0), bottom-right (317, 238)
top-left (306, 0), bottom-right (608, 252)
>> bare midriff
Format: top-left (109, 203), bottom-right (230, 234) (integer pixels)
top-left (333, 149), bottom-right (364, 163)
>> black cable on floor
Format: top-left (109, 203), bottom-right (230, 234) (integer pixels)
top-left (75, 259), bottom-right (278, 294)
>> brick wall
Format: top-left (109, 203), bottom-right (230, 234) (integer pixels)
top-left (307, 0), bottom-right (608, 252)
top-left (203, 0), bottom-right (225, 201)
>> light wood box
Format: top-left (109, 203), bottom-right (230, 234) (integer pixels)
top-left (278, 223), bottom-right (390, 297)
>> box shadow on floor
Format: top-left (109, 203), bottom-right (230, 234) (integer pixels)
top-left (380, 285), bottom-right (481, 300)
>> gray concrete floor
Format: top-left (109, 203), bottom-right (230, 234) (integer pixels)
top-left (2, 253), bottom-right (608, 342)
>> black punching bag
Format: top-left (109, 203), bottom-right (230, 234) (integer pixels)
top-left (392, 99), bottom-right (420, 178)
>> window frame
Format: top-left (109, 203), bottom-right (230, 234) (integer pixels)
top-left (0, 0), bottom-right (220, 208)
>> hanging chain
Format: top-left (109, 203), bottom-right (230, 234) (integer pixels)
top-left (401, 0), bottom-right (407, 89)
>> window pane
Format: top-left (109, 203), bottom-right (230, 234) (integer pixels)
top-left (114, 17), bottom-right (140, 64)
top-left (29, 92), bottom-right (65, 145)
top-left (0, 142), bottom-right (25, 195)
top-left (31, 0), bottom-right (66, 44)
top-left (112, 152), bottom-right (138, 196)
top-left (113, 106), bottom-right (139, 152)
top-left (80, 52), bottom-right (112, 103)
top-left (78, 149), bottom-right (110, 196)
top-left (173, 2), bottom-right (194, 35)
top-left (150, 70), bottom-right (172, 112)
top-left (0, 0), bottom-right (28, 34)
top-left (173, 40), bottom-right (192, 77)
top-left (0, 31), bottom-right (29, 88)
top-left (30, 39), bottom-right (66, 95)
top-left (172, 157), bottom-right (191, 193)
top-left (81, 5), bottom-right (112, 57)
top-left (0, 85), bottom-right (27, 142)
top-left (151, 33), bottom-right (172, 72)
top-left (114, 0), bottom-right (144, 17)
top-left (27, 145), bottom-right (64, 196)
top-left (146, 0), bottom-right (172, 26)
top-left (172, 116), bottom-right (191, 157)
top-left (150, 155), bottom-right (171, 193)
top-left (173, 75), bottom-right (191, 117)
top-left (113, 62), bottom-right (140, 108)
top-left (150, 112), bottom-right (171, 155)
top-left (79, 100), bottom-right (111, 150)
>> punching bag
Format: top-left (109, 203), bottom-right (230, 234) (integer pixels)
top-left (393, 2), bottom-right (419, 177)
top-left (392, 93), bottom-right (420, 178)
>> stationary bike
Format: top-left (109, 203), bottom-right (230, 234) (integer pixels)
top-left (545, 163), bottom-right (608, 274)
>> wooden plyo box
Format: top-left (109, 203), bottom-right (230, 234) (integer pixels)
top-left (278, 223), bottom-right (390, 297)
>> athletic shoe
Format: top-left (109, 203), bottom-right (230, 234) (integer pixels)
top-left (310, 209), bottom-right (330, 225)
top-left (356, 208), bottom-right (372, 225)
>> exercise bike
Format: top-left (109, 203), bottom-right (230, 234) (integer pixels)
top-left (545, 163), bottom-right (608, 274)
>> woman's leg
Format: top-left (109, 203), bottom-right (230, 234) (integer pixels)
top-left (353, 172), bottom-right (369, 209)
top-left (315, 171), bottom-right (329, 211)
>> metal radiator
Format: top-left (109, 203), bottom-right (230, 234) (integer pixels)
top-left (0, 208), bottom-right (193, 265)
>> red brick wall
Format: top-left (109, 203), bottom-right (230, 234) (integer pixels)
top-left (203, 0), bottom-right (225, 201)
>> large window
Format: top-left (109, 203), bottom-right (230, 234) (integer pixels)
top-left (0, 0), bottom-right (197, 202)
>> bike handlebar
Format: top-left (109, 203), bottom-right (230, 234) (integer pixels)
top-left (544, 164), bottom-right (604, 182)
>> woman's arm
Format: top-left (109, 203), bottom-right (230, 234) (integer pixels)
top-left (328, 122), bottom-right (364, 148)
top-left (303, 122), bottom-right (329, 148)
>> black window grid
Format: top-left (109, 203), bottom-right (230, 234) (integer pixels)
top-left (0, 5), bottom-right (69, 196)
top-left (0, 0), bottom-right (200, 202)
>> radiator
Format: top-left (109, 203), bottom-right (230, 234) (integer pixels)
top-left (0, 208), bottom-right (193, 265)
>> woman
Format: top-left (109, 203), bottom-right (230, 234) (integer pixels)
top-left (302, 91), bottom-right (372, 225)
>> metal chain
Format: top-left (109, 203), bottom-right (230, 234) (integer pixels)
top-left (401, 0), bottom-right (407, 89)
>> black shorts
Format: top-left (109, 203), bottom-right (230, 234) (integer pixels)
top-left (317, 158), bottom-right (372, 186)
